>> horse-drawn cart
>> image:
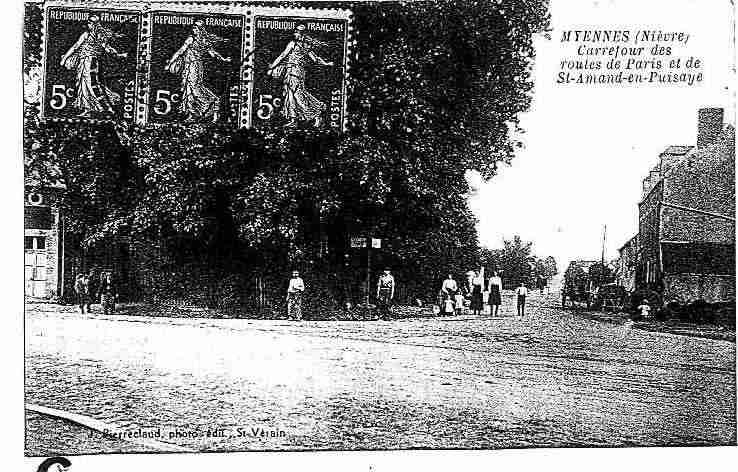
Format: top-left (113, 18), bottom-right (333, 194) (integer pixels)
top-left (561, 260), bottom-right (595, 309)
top-left (592, 283), bottom-right (627, 312)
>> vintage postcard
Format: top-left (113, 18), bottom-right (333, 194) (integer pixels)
top-left (14, 0), bottom-right (738, 470)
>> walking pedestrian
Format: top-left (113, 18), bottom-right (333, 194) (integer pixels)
top-left (376, 268), bottom-right (395, 319)
top-left (74, 273), bottom-right (89, 314)
top-left (488, 271), bottom-right (503, 316)
top-left (286, 270), bottom-right (305, 320)
top-left (99, 271), bottom-right (117, 315)
top-left (516, 281), bottom-right (528, 318)
top-left (470, 269), bottom-right (484, 316)
top-left (538, 275), bottom-right (546, 295)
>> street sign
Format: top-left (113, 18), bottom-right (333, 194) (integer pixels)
top-left (371, 238), bottom-right (382, 248)
top-left (350, 237), bottom-right (367, 248)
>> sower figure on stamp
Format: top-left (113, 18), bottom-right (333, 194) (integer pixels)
top-left (267, 24), bottom-right (334, 129)
top-left (376, 268), bottom-right (395, 320)
top-left (166, 20), bottom-right (231, 123)
top-left (287, 270), bottom-right (305, 320)
top-left (60, 15), bottom-right (128, 117)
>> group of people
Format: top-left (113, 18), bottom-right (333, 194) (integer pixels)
top-left (73, 270), bottom-right (117, 315)
top-left (438, 269), bottom-right (530, 318)
top-left (285, 267), bottom-right (534, 321)
top-left (285, 268), bottom-right (397, 320)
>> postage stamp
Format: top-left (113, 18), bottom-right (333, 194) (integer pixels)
top-left (147, 9), bottom-right (246, 126)
top-left (249, 8), bottom-right (352, 132)
top-left (41, 3), bottom-right (143, 123)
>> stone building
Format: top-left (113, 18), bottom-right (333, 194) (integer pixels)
top-left (616, 234), bottom-right (639, 293)
top-left (622, 107), bottom-right (736, 305)
top-left (24, 183), bottom-right (65, 300)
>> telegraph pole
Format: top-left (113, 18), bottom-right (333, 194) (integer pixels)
top-left (366, 240), bottom-right (371, 306)
top-left (601, 224), bottom-right (607, 266)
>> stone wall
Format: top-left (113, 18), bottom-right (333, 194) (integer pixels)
top-left (663, 273), bottom-right (736, 304)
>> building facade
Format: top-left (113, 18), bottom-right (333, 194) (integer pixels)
top-left (24, 184), bottom-right (65, 300)
top-left (616, 234), bottom-right (639, 293)
top-left (621, 108), bottom-right (736, 305)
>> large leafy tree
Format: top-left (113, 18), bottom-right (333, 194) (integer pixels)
top-left (480, 236), bottom-right (557, 288)
top-left (24, 1), bottom-right (550, 306)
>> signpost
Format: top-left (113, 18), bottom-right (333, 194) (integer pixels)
top-left (350, 235), bottom-right (381, 307)
top-left (350, 237), bottom-right (367, 248)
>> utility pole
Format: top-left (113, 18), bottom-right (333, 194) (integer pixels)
top-left (366, 240), bottom-right (371, 306)
top-left (601, 224), bottom-right (607, 266)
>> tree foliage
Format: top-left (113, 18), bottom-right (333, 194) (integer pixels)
top-left (24, 1), bottom-right (550, 307)
top-left (480, 235), bottom-right (557, 288)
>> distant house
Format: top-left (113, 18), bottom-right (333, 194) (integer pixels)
top-left (620, 108), bottom-right (736, 305)
top-left (24, 182), bottom-right (65, 300)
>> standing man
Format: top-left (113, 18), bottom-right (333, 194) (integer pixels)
top-left (286, 270), bottom-right (305, 320)
top-left (73, 272), bottom-right (89, 314)
top-left (99, 271), bottom-right (117, 316)
top-left (376, 268), bottom-right (396, 319)
top-left (516, 281), bottom-right (528, 318)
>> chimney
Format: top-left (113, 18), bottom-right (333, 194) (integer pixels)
top-left (642, 176), bottom-right (651, 199)
top-left (697, 107), bottom-right (724, 148)
top-left (649, 167), bottom-right (660, 184)
top-left (660, 153), bottom-right (675, 174)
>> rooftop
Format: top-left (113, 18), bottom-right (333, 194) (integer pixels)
top-left (660, 145), bottom-right (694, 156)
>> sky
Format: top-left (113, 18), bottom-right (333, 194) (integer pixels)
top-left (468, 0), bottom-right (735, 269)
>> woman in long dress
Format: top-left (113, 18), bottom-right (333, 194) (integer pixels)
top-left (267, 24), bottom-right (334, 128)
top-left (165, 20), bottom-right (231, 122)
top-left (60, 15), bottom-right (127, 117)
top-left (488, 271), bottom-right (503, 316)
top-left (470, 269), bottom-right (484, 316)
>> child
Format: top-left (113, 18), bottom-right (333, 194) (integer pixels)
top-left (443, 294), bottom-right (455, 315)
top-left (454, 291), bottom-right (465, 315)
top-left (637, 299), bottom-right (651, 319)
